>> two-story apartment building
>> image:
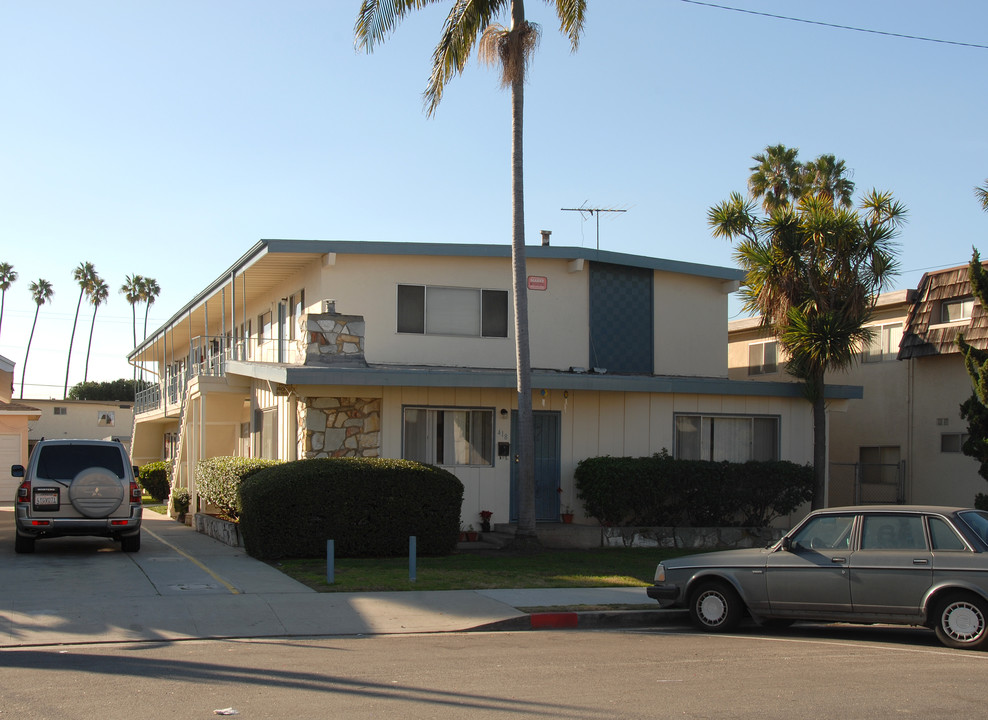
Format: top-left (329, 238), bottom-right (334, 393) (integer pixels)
top-left (0, 355), bottom-right (41, 499)
top-left (729, 263), bottom-right (988, 508)
top-left (129, 240), bottom-right (860, 526)
top-left (24, 399), bottom-right (134, 456)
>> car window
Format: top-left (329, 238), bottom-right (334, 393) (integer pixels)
top-left (792, 514), bottom-right (855, 550)
top-left (861, 514), bottom-right (927, 550)
top-left (35, 445), bottom-right (126, 480)
top-left (929, 516), bottom-right (967, 551)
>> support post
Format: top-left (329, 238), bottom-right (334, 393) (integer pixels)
top-left (327, 539), bottom-right (334, 585)
top-left (409, 536), bottom-right (417, 583)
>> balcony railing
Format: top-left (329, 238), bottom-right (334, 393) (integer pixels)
top-left (134, 334), bottom-right (304, 415)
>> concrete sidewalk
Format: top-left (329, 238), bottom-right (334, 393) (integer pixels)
top-left (0, 508), bottom-right (680, 647)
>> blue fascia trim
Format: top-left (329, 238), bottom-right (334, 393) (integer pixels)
top-left (228, 361), bottom-right (861, 400)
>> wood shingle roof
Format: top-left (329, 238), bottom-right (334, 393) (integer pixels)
top-left (898, 263), bottom-right (988, 359)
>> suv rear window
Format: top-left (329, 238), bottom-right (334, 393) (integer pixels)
top-left (35, 445), bottom-right (126, 479)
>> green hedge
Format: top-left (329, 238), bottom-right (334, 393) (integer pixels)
top-left (138, 461), bottom-right (172, 502)
top-left (195, 457), bottom-right (283, 519)
top-left (238, 457), bottom-right (464, 560)
top-left (575, 452), bottom-right (812, 528)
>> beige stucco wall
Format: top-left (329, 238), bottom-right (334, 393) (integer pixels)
top-left (26, 399), bottom-right (134, 446)
top-left (655, 271), bottom-right (732, 378)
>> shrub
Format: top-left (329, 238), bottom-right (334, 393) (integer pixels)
top-left (195, 456), bottom-right (282, 519)
top-left (138, 461), bottom-right (172, 502)
top-left (575, 453), bottom-right (812, 528)
top-left (975, 493), bottom-right (988, 511)
top-left (238, 457), bottom-right (464, 560)
top-left (172, 487), bottom-right (191, 514)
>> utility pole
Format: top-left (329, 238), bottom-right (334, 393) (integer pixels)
top-left (561, 204), bottom-right (627, 250)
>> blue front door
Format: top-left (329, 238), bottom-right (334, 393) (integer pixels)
top-left (510, 410), bottom-right (561, 522)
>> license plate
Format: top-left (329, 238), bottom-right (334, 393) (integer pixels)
top-left (33, 489), bottom-right (59, 510)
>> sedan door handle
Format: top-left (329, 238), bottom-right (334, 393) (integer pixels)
top-left (831, 557), bottom-right (847, 564)
top-left (913, 559), bottom-right (929, 565)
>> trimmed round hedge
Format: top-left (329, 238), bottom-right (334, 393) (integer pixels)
top-left (238, 457), bottom-right (464, 559)
top-left (138, 461), bottom-right (172, 502)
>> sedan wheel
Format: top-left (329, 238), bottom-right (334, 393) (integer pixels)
top-left (689, 581), bottom-right (743, 632)
top-left (934, 593), bottom-right (988, 650)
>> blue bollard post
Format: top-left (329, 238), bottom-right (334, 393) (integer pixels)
top-left (409, 535), bottom-right (417, 583)
top-left (327, 539), bottom-right (335, 585)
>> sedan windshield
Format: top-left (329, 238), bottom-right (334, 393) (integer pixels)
top-left (958, 510), bottom-right (988, 545)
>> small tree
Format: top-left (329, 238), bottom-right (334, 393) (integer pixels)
top-left (709, 145), bottom-right (905, 508)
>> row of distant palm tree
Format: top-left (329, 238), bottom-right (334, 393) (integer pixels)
top-left (0, 262), bottom-right (159, 399)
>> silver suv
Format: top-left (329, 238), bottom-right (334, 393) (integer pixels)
top-left (12, 439), bottom-right (143, 553)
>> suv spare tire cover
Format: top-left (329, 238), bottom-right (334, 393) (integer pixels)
top-left (69, 468), bottom-right (125, 517)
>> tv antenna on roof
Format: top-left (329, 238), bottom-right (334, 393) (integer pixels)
top-left (561, 203), bottom-right (628, 250)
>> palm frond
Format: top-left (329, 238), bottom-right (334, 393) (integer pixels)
top-left (355, 0), bottom-right (440, 52)
top-left (549, 0), bottom-right (587, 50)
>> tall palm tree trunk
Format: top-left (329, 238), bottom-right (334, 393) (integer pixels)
top-left (84, 310), bottom-right (98, 383)
top-left (21, 308), bottom-right (40, 400)
top-left (510, 0), bottom-right (537, 540)
top-left (63, 291), bottom-right (84, 399)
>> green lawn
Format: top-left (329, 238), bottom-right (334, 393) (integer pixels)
top-left (271, 547), bottom-right (701, 593)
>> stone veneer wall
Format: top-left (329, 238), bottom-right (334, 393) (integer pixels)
top-left (301, 310), bottom-right (366, 366)
top-left (301, 397), bottom-right (381, 458)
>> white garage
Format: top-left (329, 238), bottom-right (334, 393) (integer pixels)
top-left (0, 433), bottom-right (25, 499)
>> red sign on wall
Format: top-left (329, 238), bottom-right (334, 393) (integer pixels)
top-left (528, 276), bottom-right (548, 291)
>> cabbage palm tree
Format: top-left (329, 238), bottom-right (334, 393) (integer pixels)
top-left (83, 277), bottom-right (109, 383)
top-left (355, 0), bottom-right (586, 542)
top-left (0, 262), bottom-right (16, 344)
top-left (64, 262), bottom-right (97, 398)
top-left (710, 147), bottom-right (905, 508)
top-left (141, 277), bottom-right (160, 340)
top-left (21, 278), bottom-right (53, 399)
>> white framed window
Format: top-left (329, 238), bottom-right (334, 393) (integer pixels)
top-left (53, 407), bottom-right (67, 416)
top-left (863, 322), bottom-right (903, 363)
top-left (403, 407), bottom-right (494, 466)
top-left (941, 298), bottom-right (975, 324)
top-left (747, 341), bottom-right (778, 375)
top-left (397, 284), bottom-right (508, 337)
top-left (941, 433), bottom-right (970, 453)
top-left (674, 414), bottom-right (779, 462)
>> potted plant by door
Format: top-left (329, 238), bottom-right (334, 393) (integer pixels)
top-left (561, 505), bottom-right (574, 524)
top-left (465, 525), bottom-right (479, 542)
top-left (479, 510), bottom-right (493, 533)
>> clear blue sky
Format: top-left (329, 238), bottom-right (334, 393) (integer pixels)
top-left (1, 0), bottom-right (985, 398)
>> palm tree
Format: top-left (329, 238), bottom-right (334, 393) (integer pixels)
top-left (21, 279), bottom-right (54, 399)
top-left (747, 144), bottom-right (804, 214)
top-left (710, 146), bottom-right (905, 509)
top-left (120, 274), bottom-right (144, 349)
top-left (355, 0), bottom-right (586, 543)
top-left (64, 262), bottom-right (97, 399)
top-left (977, 180), bottom-right (988, 212)
top-left (83, 277), bottom-right (109, 383)
top-left (0, 262), bottom-right (17, 344)
top-left (141, 277), bottom-right (160, 340)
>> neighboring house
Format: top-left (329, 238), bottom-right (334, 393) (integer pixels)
top-left (24, 399), bottom-right (134, 457)
top-left (129, 239), bottom-right (859, 526)
top-left (728, 264), bottom-right (987, 508)
top-left (0, 355), bottom-right (41, 500)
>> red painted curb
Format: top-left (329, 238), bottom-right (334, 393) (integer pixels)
top-left (530, 613), bottom-right (579, 629)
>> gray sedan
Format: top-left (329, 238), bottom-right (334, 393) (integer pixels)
top-left (647, 505), bottom-right (988, 650)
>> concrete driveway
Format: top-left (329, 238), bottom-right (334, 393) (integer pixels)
top-left (0, 505), bottom-right (534, 646)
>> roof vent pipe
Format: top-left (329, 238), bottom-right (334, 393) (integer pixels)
top-left (540, 230), bottom-right (551, 246)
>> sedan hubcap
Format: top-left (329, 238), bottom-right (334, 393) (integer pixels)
top-left (698, 592), bottom-right (727, 625)
top-left (943, 602), bottom-right (985, 642)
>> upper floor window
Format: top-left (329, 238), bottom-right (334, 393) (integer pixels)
top-left (397, 284), bottom-right (508, 338)
top-left (674, 414), bottom-right (779, 462)
top-left (403, 407), bottom-right (494, 466)
top-left (747, 341), bottom-right (778, 375)
top-left (53, 407), bottom-right (67, 415)
top-left (863, 322), bottom-right (903, 363)
top-left (941, 433), bottom-right (970, 453)
top-left (941, 297), bottom-right (975, 324)
top-left (258, 311), bottom-right (272, 345)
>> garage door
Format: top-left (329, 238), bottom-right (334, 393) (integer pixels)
top-left (0, 434), bottom-right (23, 500)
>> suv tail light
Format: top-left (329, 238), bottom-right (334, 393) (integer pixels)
top-left (17, 480), bottom-right (30, 503)
top-left (130, 480), bottom-right (142, 505)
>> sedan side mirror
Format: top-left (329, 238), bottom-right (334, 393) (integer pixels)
top-left (780, 536), bottom-right (793, 552)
